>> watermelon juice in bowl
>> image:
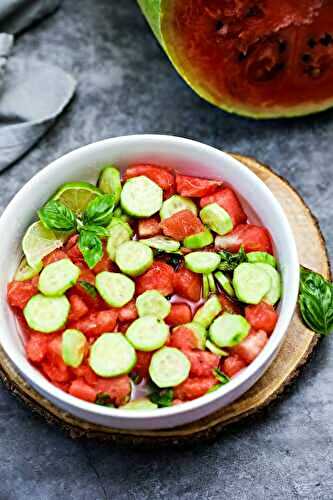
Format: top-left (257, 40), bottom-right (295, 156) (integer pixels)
top-left (0, 135), bottom-right (299, 430)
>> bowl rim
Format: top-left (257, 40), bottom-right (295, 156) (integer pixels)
top-left (0, 134), bottom-right (299, 422)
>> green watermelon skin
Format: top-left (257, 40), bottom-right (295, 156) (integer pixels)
top-left (137, 0), bottom-right (333, 119)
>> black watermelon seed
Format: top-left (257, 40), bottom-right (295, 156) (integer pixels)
top-left (215, 20), bottom-right (224, 31)
top-left (301, 53), bottom-right (312, 63)
top-left (320, 33), bottom-right (332, 46)
top-left (308, 38), bottom-right (317, 49)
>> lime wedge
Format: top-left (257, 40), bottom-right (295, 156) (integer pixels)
top-left (52, 182), bottom-right (102, 217)
top-left (22, 221), bottom-right (65, 269)
top-left (14, 257), bottom-right (43, 281)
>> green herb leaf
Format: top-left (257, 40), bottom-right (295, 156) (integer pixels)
top-left (78, 280), bottom-right (97, 298)
top-left (299, 266), bottom-right (333, 336)
top-left (38, 200), bottom-right (76, 232)
top-left (83, 224), bottom-right (109, 238)
top-left (79, 230), bottom-right (103, 269)
top-left (213, 368), bottom-right (230, 385)
top-left (218, 247), bottom-right (247, 272)
top-left (149, 387), bottom-right (174, 408)
top-left (83, 194), bottom-right (115, 227)
top-left (95, 392), bottom-right (115, 407)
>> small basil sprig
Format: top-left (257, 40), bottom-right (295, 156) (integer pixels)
top-left (219, 247), bottom-right (247, 271)
top-left (38, 194), bottom-right (115, 269)
top-left (38, 200), bottom-right (76, 232)
top-left (299, 266), bottom-right (333, 336)
top-left (149, 387), bottom-right (174, 407)
top-left (78, 280), bottom-right (97, 298)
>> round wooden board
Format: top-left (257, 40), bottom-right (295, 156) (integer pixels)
top-left (0, 154), bottom-right (330, 445)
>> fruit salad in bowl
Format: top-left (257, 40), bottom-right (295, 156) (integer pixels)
top-left (0, 135), bottom-right (299, 429)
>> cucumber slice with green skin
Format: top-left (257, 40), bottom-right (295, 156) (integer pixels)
top-left (207, 273), bottom-right (216, 293)
top-left (115, 241), bottom-right (153, 277)
top-left (209, 312), bottom-right (250, 347)
top-left (38, 258), bottom-right (80, 297)
top-left (126, 316), bottom-right (169, 351)
top-left (95, 272), bottom-right (135, 307)
top-left (149, 347), bottom-right (191, 388)
top-left (233, 263), bottom-right (271, 304)
top-left (89, 333), bottom-right (137, 377)
top-left (199, 203), bottom-right (233, 236)
top-left (97, 166), bottom-right (122, 204)
top-left (62, 329), bottom-right (87, 368)
top-left (185, 251), bottom-right (220, 274)
top-left (193, 295), bottom-right (222, 328)
top-left (205, 339), bottom-right (228, 357)
top-left (253, 263), bottom-right (281, 305)
top-left (247, 251), bottom-right (277, 268)
top-left (215, 271), bottom-right (235, 297)
top-left (15, 257), bottom-right (43, 281)
top-left (112, 209), bottom-right (130, 223)
top-left (160, 195), bottom-right (197, 220)
top-left (24, 294), bottom-right (70, 333)
top-left (121, 176), bottom-right (163, 217)
top-left (140, 236), bottom-right (180, 253)
top-left (174, 322), bottom-right (207, 350)
top-left (183, 228), bottom-right (213, 249)
top-left (106, 220), bottom-right (133, 260)
top-left (122, 398), bottom-right (158, 410)
top-left (136, 291), bottom-right (171, 319)
top-left (202, 274), bottom-right (209, 299)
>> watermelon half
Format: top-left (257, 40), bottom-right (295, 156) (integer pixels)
top-left (138, 0), bottom-right (333, 118)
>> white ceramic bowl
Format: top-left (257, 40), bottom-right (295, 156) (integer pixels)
top-left (0, 135), bottom-right (299, 430)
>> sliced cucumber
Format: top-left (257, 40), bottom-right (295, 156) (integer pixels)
top-left (215, 271), bottom-right (235, 297)
top-left (24, 294), bottom-right (70, 333)
top-left (233, 263), bottom-right (271, 304)
top-left (209, 312), bottom-right (250, 347)
top-left (136, 291), bottom-right (171, 319)
top-left (199, 203), bottom-right (233, 236)
top-left (126, 316), bottom-right (169, 351)
top-left (62, 329), bottom-right (87, 368)
top-left (38, 258), bottom-right (80, 297)
top-left (106, 219), bottom-right (133, 260)
top-left (96, 272), bottom-right (135, 307)
top-left (97, 165), bottom-right (122, 203)
top-left (160, 195), bottom-right (197, 220)
top-left (89, 333), bottom-right (137, 377)
top-left (15, 257), bottom-right (43, 281)
top-left (193, 295), bottom-right (222, 328)
top-left (183, 228), bottom-right (213, 249)
top-left (207, 273), bottom-right (216, 293)
top-left (247, 251), bottom-right (277, 268)
top-left (122, 398), bottom-right (158, 410)
top-left (253, 263), bottom-right (281, 305)
top-left (149, 347), bottom-right (191, 388)
top-left (141, 236), bottom-right (180, 253)
top-left (206, 339), bottom-right (228, 357)
top-left (174, 322), bottom-right (207, 350)
top-left (185, 251), bottom-right (220, 274)
top-left (121, 176), bottom-right (163, 217)
top-left (203, 274), bottom-right (209, 299)
top-left (115, 241), bottom-right (153, 277)
top-left (112, 208), bottom-right (130, 223)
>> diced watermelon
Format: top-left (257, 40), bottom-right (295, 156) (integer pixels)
top-left (221, 354), bottom-right (247, 378)
top-left (169, 326), bottom-right (198, 351)
top-left (95, 375), bottom-right (131, 407)
top-left (133, 350), bottom-right (153, 379)
top-left (185, 350), bottom-right (220, 377)
top-left (137, 216), bottom-right (161, 237)
top-left (173, 267), bottom-right (202, 302)
top-left (176, 174), bottom-right (221, 197)
top-left (160, 209), bottom-right (204, 241)
top-left (118, 300), bottom-right (138, 323)
top-left (68, 294), bottom-right (89, 321)
top-left (232, 329), bottom-right (268, 364)
top-left (174, 376), bottom-right (217, 401)
top-left (125, 165), bottom-right (175, 199)
top-left (70, 310), bottom-right (118, 337)
top-left (26, 333), bottom-right (49, 363)
top-left (136, 261), bottom-right (174, 296)
top-left (200, 187), bottom-right (247, 226)
top-left (7, 277), bottom-right (39, 310)
top-left (218, 292), bottom-right (243, 315)
top-left (43, 249), bottom-right (68, 266)
top-left (245, 302), bottom-right (278, 334)
top-left (215, 224), bottom-right (273, 254)
top-left (165, 303), bottom-right (192, 326)
top-left (69, 378), bottom-right (97, 403)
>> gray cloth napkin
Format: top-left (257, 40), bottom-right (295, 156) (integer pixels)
top-left (0, 0), bottom-right (76, 171)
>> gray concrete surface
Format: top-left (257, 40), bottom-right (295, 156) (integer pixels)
top-left (0, 1), bottom-right (332, 499)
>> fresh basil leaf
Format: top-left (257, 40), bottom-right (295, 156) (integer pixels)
top-left (219, 247), bottom-right (247, 272)
top-left (95, 392), bottom-right (114, 407)
top-left (79, 230), bottom-right (103, 269)
top-left (83, 194), bottom-right (115, 226)
top-left (299, 266), bottom-right (333, 336)
top-left (78, 280), bottom-right (97, 298)
top-left (214, 368), bottom-right (230, 385)
top-left (83, 224), bottom-right (109, 238)
top-left (38, 200), bottom-right (76, 232)
top-left (149, 387), bottom-right (174, 408)
top-left (154, 251), bottom-right (183, 271)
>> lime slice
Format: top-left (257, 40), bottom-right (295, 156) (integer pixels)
top-left (52, 182), bottom-right (102, 217)
top-left (22, 221), bottom-right (65, 268)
